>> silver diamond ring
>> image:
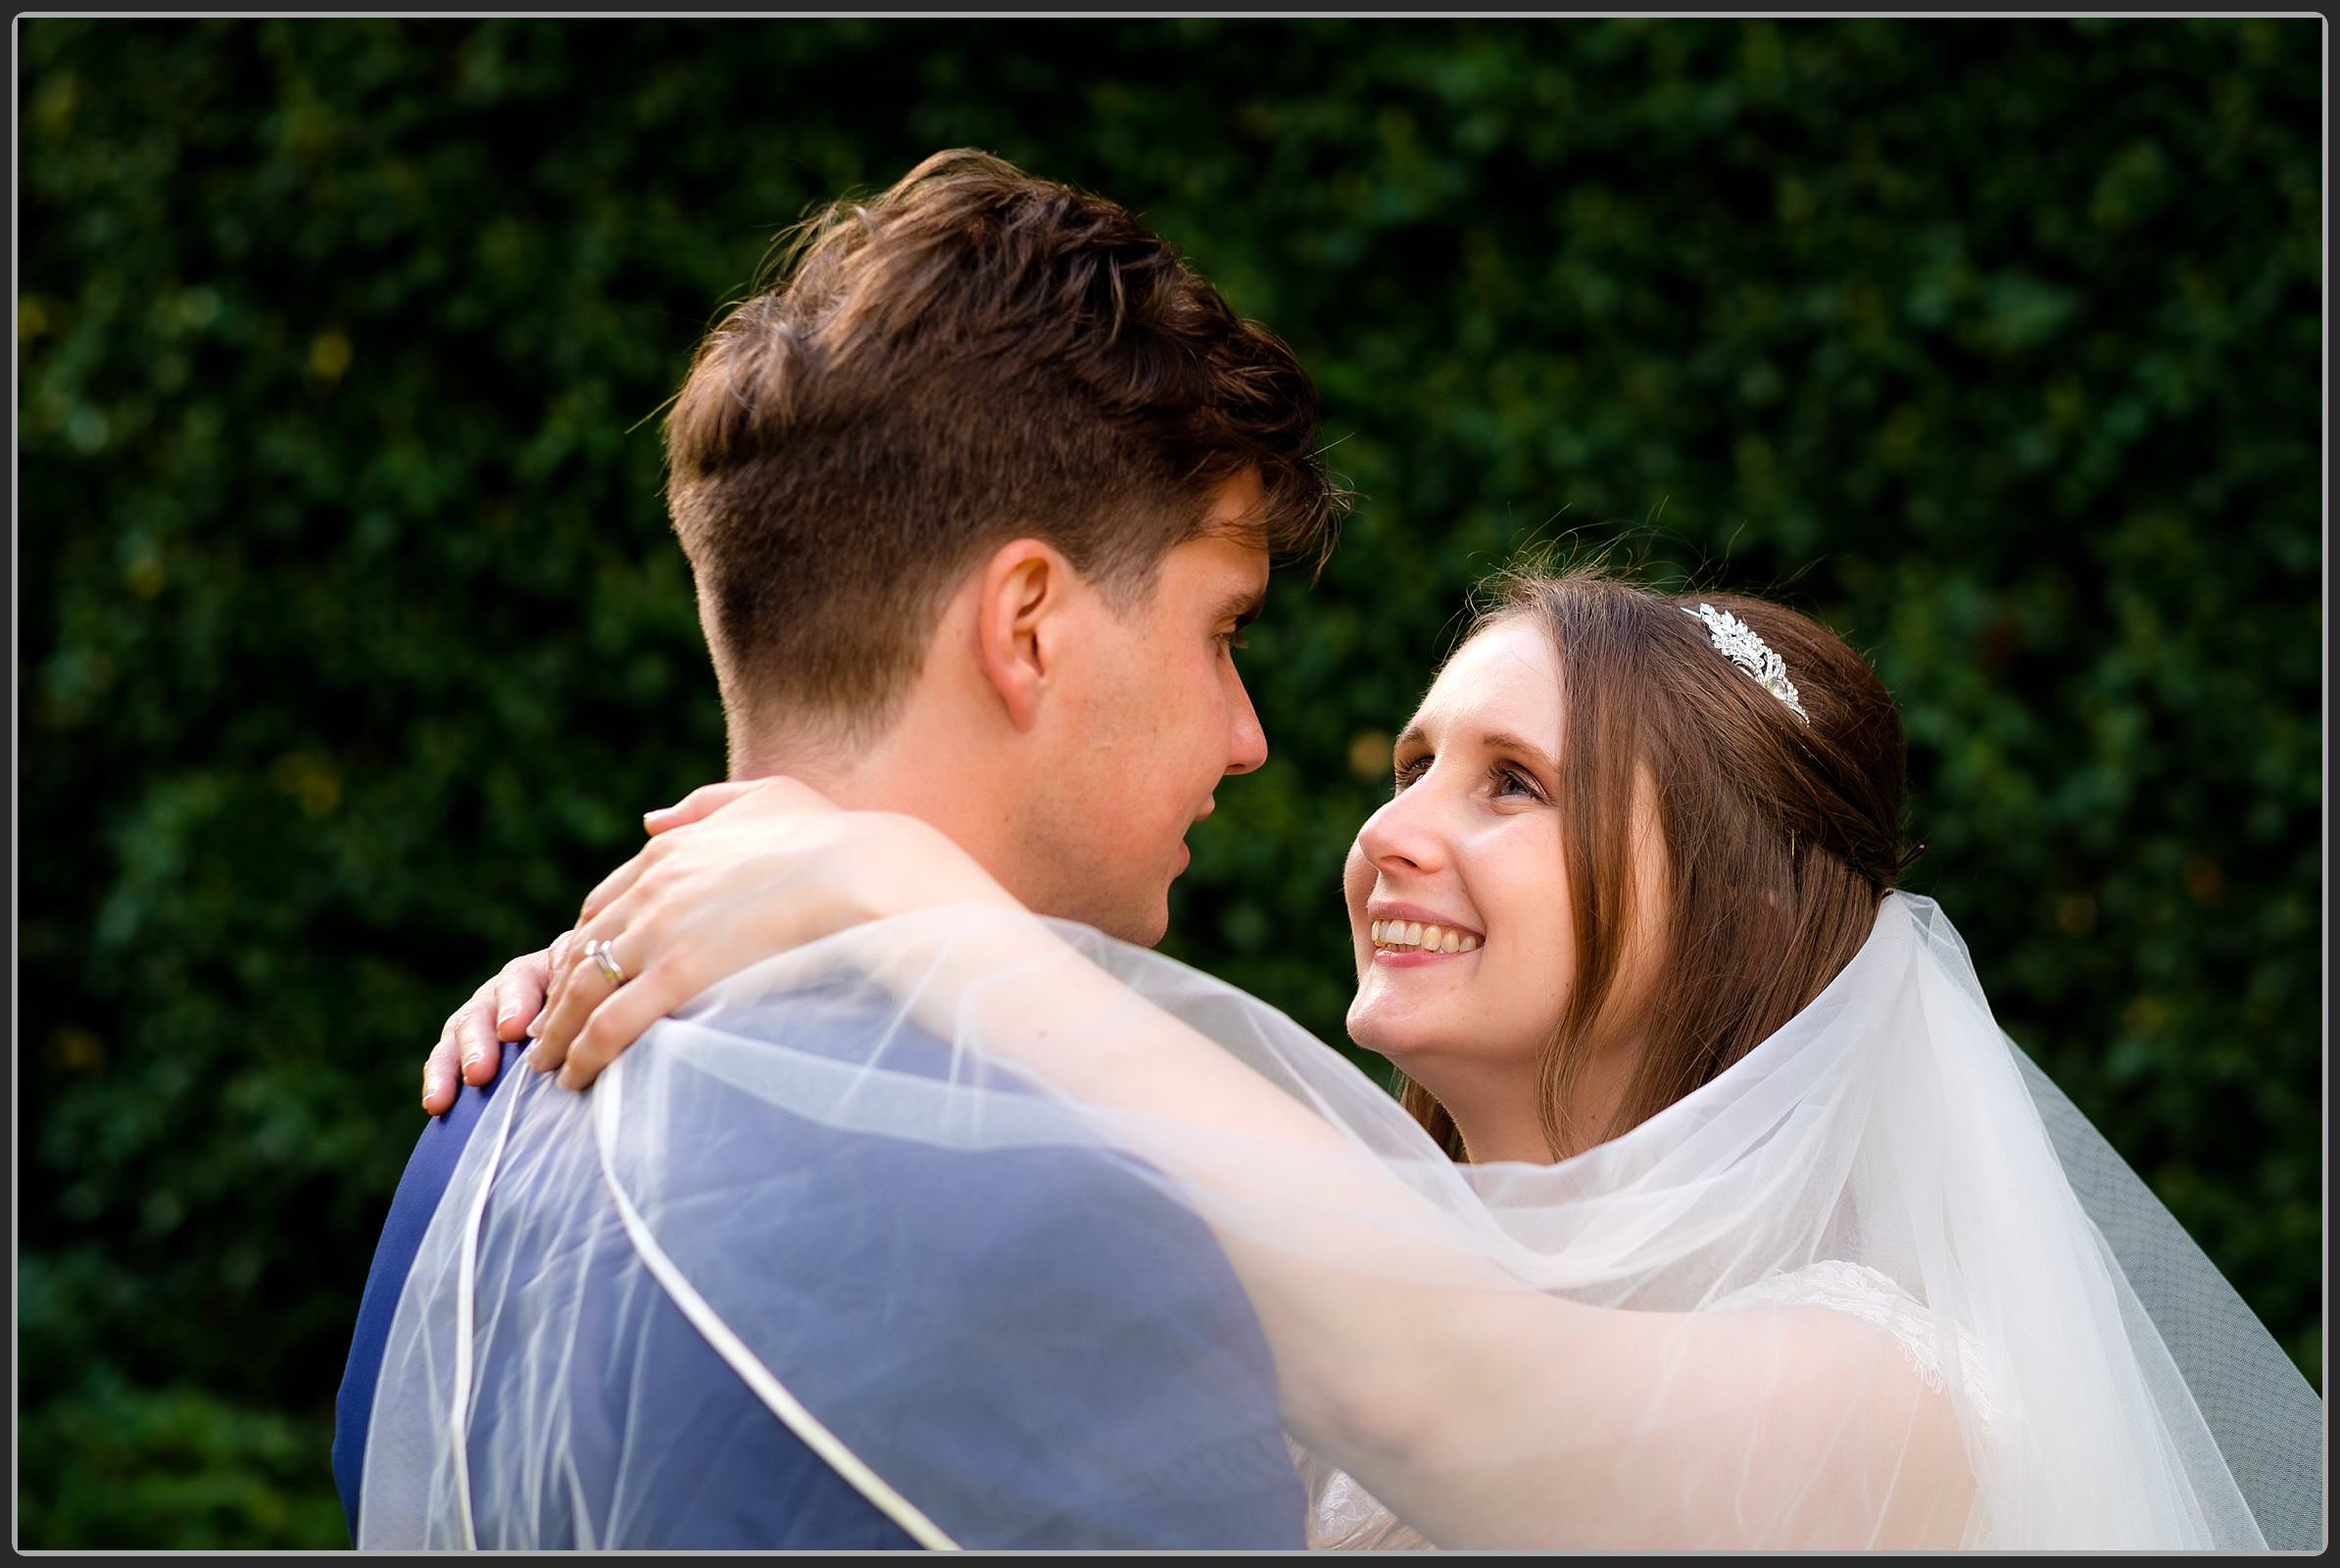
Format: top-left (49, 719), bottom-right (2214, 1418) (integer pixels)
top-left (586, 938), bottom-right (626, 987)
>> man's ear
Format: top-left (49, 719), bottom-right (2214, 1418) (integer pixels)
top-left (972, 538), bottom-right (1075, 730)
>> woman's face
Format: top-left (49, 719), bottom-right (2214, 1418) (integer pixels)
top-left (1342, 617), bottom-right (1577, 1086)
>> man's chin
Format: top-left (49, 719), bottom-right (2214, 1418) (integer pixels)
top-left (1114, 905), bottom-right (1172, 950)
top-left (1092, 888), bottom-right (1172, 949)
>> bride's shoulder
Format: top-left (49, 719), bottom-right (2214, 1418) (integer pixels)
top-left (1713, 1260), bottom-right (2002, 1433)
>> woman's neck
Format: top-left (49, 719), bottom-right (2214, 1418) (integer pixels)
top-left (1435, 1040), bottom-right (1641, 1166)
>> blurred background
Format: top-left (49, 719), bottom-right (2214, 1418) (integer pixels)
top-left (18, 17), bottom-right (2322, 1548)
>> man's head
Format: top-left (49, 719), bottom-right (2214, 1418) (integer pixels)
top-left (662, 150), bottom-right (1343, 943)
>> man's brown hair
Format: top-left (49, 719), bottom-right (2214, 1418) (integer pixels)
top-left (1397, 567), bottom-right (1921, 1161)
top-left (663, 149), bottom-right (1344, 743)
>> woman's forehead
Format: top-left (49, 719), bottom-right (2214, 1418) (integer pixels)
top-left (1405, 619), bottom-right (1562, 742)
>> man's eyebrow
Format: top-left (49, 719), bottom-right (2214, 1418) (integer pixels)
top-left (1213, 586), bottom-right (1267, 627)
top-left (1391, 721), bottom-right (1560, 776)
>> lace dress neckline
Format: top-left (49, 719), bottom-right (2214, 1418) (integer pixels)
top-left (1710, 1258), bottom-right (2003, 1432)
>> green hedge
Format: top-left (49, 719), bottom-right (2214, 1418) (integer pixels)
top-left (21, 18), bottom-right (2321, 1547)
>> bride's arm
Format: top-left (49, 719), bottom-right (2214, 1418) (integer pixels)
top-left (524, 782), bottom-right (1976, 1548)
top-left (854, 912), bottom-right (1975, 1550)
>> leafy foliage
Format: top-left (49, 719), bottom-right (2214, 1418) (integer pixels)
top-left (20, 18), bottom-right (2320, 1547)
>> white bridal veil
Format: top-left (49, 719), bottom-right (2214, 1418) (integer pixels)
top-left (363, 892), bottom-right (2323, 1550)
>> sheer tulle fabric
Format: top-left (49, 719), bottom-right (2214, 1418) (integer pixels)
top-left (363, 894), bottom-right (2321, 1549)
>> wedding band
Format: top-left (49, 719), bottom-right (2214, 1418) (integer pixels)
top-left (587, 939), bottom-right (626, 987)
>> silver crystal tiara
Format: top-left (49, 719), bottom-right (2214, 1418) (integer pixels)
top-left (1680, 603), bottom-right (1810, 723)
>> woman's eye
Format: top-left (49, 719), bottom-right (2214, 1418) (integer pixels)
top-left (1392, 756), bottom-right (1430, 790)
top-left (1492, 764), bottom-right (1541, 800)
top-left (1216, 630), bottom-right (1248, 654)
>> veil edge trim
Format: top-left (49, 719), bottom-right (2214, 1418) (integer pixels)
top-left (449, 1050), bottom-right (535, 1549)
top-left (590, 1054), bottom-right (964, 1552)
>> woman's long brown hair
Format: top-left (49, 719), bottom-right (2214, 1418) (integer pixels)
top-left (1396, 567), bottom-right (1918, 1161)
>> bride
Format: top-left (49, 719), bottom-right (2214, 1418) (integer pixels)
top-left (388, 569), bottom-right (2321, 1549)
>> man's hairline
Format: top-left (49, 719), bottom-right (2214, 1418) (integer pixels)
top-left (704, 470), bottom-right (1295, 759)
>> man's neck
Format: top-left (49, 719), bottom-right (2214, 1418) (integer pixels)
top-left (728, 712), bottom-right (1026, 899)
top-left (728, 733), bottom-right (889, 812)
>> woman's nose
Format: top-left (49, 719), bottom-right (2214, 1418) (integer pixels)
top-left (1355, 785), bottom-right (1446, 877)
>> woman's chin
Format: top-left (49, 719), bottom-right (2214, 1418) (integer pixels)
top-left (1347, 996), bottom-right (1542, 1092)
top-left (1345, 998), bottom-right (1438, 1063)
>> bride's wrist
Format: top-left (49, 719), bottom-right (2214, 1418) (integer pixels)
top-left (890, 817), bottom-right (1020, 919)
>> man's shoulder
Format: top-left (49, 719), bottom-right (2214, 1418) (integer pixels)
top-left (711, 1015), bottom-right (1301, 1549)
top-left (668, 993), bottom-right (1213, 1257)
top-left (707, 1080), bottom-right (1229, 1290)
top-left (351, 1014), bottom-right (1301, 1548)
top-left (878, 1136), bottom-right (1221, 1282)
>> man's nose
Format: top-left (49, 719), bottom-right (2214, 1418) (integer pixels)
top-left (1224, 675), bottom-right (1268, 777)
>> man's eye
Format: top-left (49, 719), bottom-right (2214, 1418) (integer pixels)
top-left (1217, 630), bottom-right (1248, 653)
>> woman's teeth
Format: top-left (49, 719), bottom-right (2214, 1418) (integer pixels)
top-left (1370, 920), bottom-right (1480, 954)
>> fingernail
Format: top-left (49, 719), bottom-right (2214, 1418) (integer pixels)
top-left (463, 1045), bottom-right (483, 1069)
top-left (557, 1066), bottom-right (579, 1091)
top-left (496, 1003), bottom-right (519, 1025)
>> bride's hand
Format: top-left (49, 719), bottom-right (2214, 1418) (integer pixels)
top-left (414, 781), bottom-right (777, 1110)
top-left (522, 775), bottom-right (1017, 1091)
top-left (419, 943), bottom-right (559, 1115)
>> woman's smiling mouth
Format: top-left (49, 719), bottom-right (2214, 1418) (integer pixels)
top-left (1366, 903), bottom-right (1483, 965)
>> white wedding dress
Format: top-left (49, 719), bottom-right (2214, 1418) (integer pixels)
top-left (1299, 1258), bottom-right (2007, 1550)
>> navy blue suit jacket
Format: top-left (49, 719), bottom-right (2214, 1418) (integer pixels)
top-left (334, 1028), bottom-right (1305, 1549)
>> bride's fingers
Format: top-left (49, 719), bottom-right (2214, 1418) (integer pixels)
top-left (492, 952), bottom-right (551, 1043)
top-left (545, 928), bottom-right (578, 994)
top-left (460, 953), bottom-right (548, 1086)
top-left (556, 955), bottom-right (706, 1091)
top-left (576, 847), bottom-right (661, 934)
top-left (642, 778), bottom-right (766, 836)
top-left (644, 773), bottom-right (847, 840)
top-left (449, 984), bottom-right (505, 1085)
top-left (422, 1031), bottom-right (463, 1115)
top-left (532, 929), bottom-right (580, 1037)
top-left (525, 940), bottom-right (611, 1076)
top-left (530, 900), bottom-right (671, 1074)
top-left (578, 795), bottom-right (797, 935)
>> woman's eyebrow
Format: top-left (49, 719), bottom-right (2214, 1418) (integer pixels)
top-left (1394, 721), bottom-right (1559, 777)
top-left (1479, 729), bottom-right (1561, 776)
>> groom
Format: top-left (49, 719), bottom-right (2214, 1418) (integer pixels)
top-left (335, 150), bottom-right (1344, 1547)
